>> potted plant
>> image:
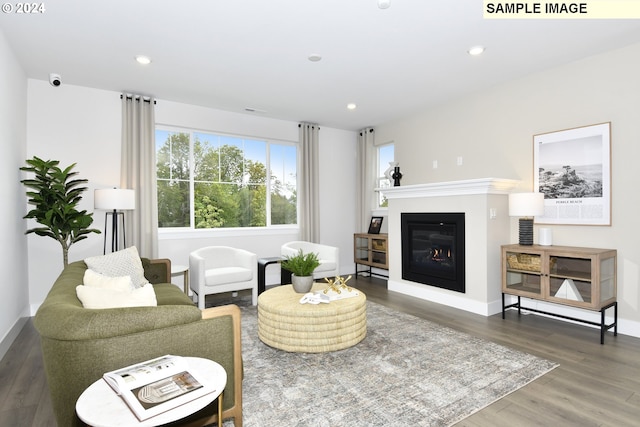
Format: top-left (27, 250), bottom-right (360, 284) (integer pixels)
top-left (20, 156), bottom-right (101, 267)
top-left (281, 249), bottom-right (320, 293)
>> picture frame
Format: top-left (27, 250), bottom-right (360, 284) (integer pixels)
top-left (533, 122), bottom-right (611, 225)
top-left (368, 216), bottom-right (383, 234)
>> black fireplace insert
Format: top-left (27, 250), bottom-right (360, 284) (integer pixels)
top-left (401, 212), bottom-right (465, 293)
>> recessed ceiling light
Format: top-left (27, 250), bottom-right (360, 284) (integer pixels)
top-left (308, 54), bottom-right (322, 62)
top-left (467, 46), bottom-right (485, 56)
top-left (135, 55), bottom-right (152, 65)
top-left (347, 103), bottom-right (357, 110)
top-left (378, 0), bottom-right (391, 9)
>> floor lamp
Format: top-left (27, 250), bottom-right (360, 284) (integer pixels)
top-left (508, 192), bottom-right (544, 246)
top-left (94, 188), bottom-right (135, 254)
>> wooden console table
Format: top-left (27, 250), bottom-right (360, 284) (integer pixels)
top-left (501, 244), bottom-right (617, 344)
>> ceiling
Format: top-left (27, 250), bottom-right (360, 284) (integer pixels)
top-left (3, 0), bottom-right (640, 131)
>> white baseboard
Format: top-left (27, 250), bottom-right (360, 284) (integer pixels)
top-left (388, 279), bottom-right (494, 316)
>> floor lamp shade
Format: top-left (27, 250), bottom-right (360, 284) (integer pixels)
top-left (94, 189), bottom-right (135, 210)
top-left (94, 189), bottom-right (135, 254)
top-left (508, 192), bottom-right (544, 246)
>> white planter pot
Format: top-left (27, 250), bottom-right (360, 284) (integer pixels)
top-left (291, 274), bottom-right (314, 293)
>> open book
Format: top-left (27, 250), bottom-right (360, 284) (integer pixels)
top-left (103, 355), bottom-right (216, 421)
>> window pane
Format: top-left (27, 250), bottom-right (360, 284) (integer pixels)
top-left (156, 130), bottom-right (191, 227)
top-left (157, 180), bottom-right (190, 227)
top-left (271, 144), bottom-right (297, 225)
top-left (219, 136), bottom-right (244, 183)
top-left (193, 182), bottom-right (229, 228)
top-left (244, 139), bottom-right (267, 184)
top-left (379, 144), bottom-right (394, 177)
top-left (156, 131), bottom-right (189, 182)
top-left (378, 144), bottom-right (394, 207)
top-left (194, 132), bottom-right (219, 181)
top-left (239, 183), bottom-right (266, 227)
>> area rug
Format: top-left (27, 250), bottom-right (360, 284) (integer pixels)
top-left (223, 301), bottom-right (558, 426)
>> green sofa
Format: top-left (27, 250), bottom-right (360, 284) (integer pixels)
top-left (34, 258), bottom-right (243, 427)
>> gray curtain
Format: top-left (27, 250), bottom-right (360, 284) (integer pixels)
top-left (298, 123), bottom-right (320, 242)
top-left (120, 94), bottom-right (158, 258)
top-left (357, 128), bottom-right (376, 232)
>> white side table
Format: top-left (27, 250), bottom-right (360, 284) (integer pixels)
top-left (76, 357), bottom-right (226, 427)
top-left (171, 264), bottom-right (189, 294)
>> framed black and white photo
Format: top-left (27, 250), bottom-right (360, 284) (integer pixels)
top-left (533, 122), bottom-right (611, 225)
top-left (368, 216), bottom-right (383, 234)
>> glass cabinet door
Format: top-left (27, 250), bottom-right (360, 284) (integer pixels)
top-left (548, 256), bottom-right (592, 305)
top-left (355, 236), bottom-right (369, 263)
top-left (504, 251), bottom-right (543, 297)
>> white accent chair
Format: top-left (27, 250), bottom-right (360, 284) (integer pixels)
top-left (189, 246), bottom-right (258, 309)
top-left (281, 241), bottom-right (340, 280)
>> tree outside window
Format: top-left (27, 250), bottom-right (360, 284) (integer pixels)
top-left (156, 129), bottom-right (297, 229)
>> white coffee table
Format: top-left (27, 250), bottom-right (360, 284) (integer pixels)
top-left (76, 357), bottom-right (226, 427)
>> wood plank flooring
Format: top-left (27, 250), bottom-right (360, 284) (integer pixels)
top-left (1, 276), bottom-right (638, 426)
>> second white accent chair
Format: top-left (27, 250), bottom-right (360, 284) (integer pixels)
top-left (281, 241), bottom-right (340, 279)
top-left (189, 246), bottom-right (258, 309)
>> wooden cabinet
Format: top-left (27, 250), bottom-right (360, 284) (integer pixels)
top-left (354, 233), bottom-right (388, 278)
top-left (501, 244), bottom-right (617, 343)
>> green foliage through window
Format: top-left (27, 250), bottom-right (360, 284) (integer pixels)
top-left (156, 129), bottom-right (297, 229)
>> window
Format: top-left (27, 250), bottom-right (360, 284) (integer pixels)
top-left (155, 128), bottom-right (297, 229)
top-left (377, 143), bottom-right (394, 207)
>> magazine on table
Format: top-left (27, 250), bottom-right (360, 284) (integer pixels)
top-left (103, 355), bottom-right (216, 421)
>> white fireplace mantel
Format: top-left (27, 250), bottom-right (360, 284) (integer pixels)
top-left (383, 177), bottom-right (520, 316)
top-left (380, 178), bottom-right (520, 199)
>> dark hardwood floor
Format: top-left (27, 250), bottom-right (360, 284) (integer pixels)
top-left (1, 276), bottom-right (639, 426)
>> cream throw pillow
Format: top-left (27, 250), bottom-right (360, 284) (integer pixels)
top-left (76, 283), bottom-right (157, 309)
top-left (83, 269), bottom-right (134, 292)
top-left (84, 246), bottom-right (148, 288)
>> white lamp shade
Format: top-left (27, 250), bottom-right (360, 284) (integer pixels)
top-left (508, 192), bottom-right (544, 217)
top-left (94, 188), bottom-right (135, 210)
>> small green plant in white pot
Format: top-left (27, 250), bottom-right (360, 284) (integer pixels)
top-left (281, 249), bottom-right (320, 293)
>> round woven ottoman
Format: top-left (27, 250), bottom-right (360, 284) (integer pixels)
top-left (258, 283), bottom-right (367, 353)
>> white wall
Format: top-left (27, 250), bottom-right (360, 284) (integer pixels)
top-left (376, 42), bottom-right (640, 334)
top-left (24, 86), bottom-right (358, 310)
top-left (25, 80), bottom-right (121, 311)
top-left (0, 28), bottom-right (29, 359)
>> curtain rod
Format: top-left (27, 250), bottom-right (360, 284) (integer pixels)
top-left (120, 94), bottom-right (156, 104)
top-left (298, 123), bottom-right (320, 130)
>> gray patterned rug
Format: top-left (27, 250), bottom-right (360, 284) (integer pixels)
top-left (224, 301), bottom-right (557, 426)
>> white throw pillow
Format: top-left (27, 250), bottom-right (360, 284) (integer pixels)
top-left (84, 246), bottom-right (148, 288)
top-left (83, 269), bottom-right (134, 292)
top-left (76, 283), bottom-right (157, 309)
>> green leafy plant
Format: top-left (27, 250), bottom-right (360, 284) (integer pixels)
top-left (281, 249), bottom-right (320, 277)
top-left (20, 156), bottom-right (100, 267)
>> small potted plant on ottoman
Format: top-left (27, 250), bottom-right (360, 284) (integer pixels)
top-left (281, 249), bottom-right (320, 293)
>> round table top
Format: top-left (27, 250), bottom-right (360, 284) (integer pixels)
top-left (76, 357), bottom-right (226, 427)
top-left (171, 264), bottom-right (189, 275)
top-left (258, 283), bottom-right (366, 317)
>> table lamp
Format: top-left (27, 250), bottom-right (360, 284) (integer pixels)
top-left (508, 192), bottom-right (544, 246)
top-left (94, 188), bottom-right (135, 254)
